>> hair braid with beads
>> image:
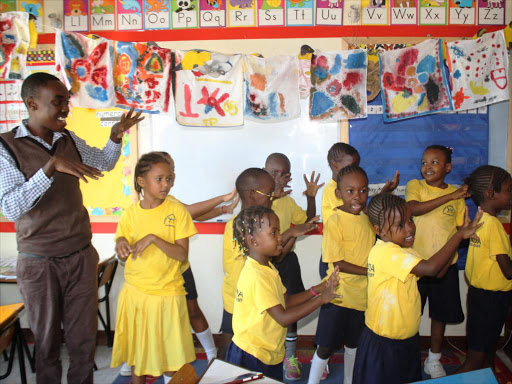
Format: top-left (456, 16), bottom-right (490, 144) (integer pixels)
top-left (464, 165), bottom-right (511, 206)
top-left (232, 206), bottom-right (273, 257)
top-left (367, 193), bottom-right (408, 235)
top-left (134, 152), bottom-right (171, 194)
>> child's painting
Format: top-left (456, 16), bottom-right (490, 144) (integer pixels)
top-left (243, 54), bottom-right (301, 122)
top-left (114, 42), bottom-right (172, 114)
top-left (55, 31), bottom-right (115, 108)
top-left (446, 30), bottom-right (509, 111)
top-left (0, 12), bottom-right (30, 80)
top-left (198, 0), bottom-right (226, 27)
top-left (174, 50), bottom-right (243, 127)
top-left (298, 44), bottom-right (314, 99)
top-left (380, 39), bottom-right (452, 122)
top-left (116, 0), bottom-right (144, 30)
top-left (309, 49), bottom-right (368, 121)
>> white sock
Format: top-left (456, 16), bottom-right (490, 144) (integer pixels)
top-left (196, 328), bottom-right (217, 361)
top-left (344, 347), bottom-right (357, 384)
top-left (428, 349), bottom-right (442, 362)
top-left (308, 350), bottom-right (329, 384)
top-left (163, 373), bottom-right (173, 384)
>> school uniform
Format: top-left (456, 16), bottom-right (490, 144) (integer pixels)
top-left (0, 122), bottom-right (121, 384)
top-left (405, 179), bottom-right (465, 324)
top-left (271, 195), bottom-right (308, 295)
top-left (221, 216), bottom-right (246, 333)
top-left (465, 213), bottom-right (512, 353)
top-left (227, 257), bottom-right (287, 381)
top-left (353, 240), bottom-right (423, 384)
top-left (315, 210), bottom-right (375, 349)
top-left (111, 198), bottom-right (197, 376)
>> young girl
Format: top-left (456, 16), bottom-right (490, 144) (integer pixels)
top-left (112, 152), bottom-right (196, 384)
top-left (405, 145), bottom-right (469, 378)
top-left (226, 206), bottom-right (340, 381)
top-left (353, 193), bottom-right (482, 384)
top-left (456, 165), bottom-right (512, 374)
top-left (309, 166), bottom-right (375, 384)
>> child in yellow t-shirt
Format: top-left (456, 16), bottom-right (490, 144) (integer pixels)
top-left (456, 165), bottom-right (512, 374)
top-left (309, 166), bottom-right (375, 384)
top-left (112, 152), bottom-right (197, 384)
top-left (353, 193), bottom-right (482, 384)
top-left (405, 145), bottom-right (469, 379)
top-left (226, 206), bottom-right (340, 381)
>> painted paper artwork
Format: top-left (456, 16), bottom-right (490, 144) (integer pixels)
top-left (298, 44), bottom-right (314, 99)
top-left (174, 50), bottom-right (243, 126)
top-left (55, 30), bottom-right (115, 108)
top-left (380, 39), bottom-right (452, 122)
top-left (309, 49), bottom-right (368, 121)
top-left (243, 54), bottom-right (301, 121)
top-left (0, 12), bottom-right (30, 80)
top-left (447, 30), bottom-right (509, 111)
top-left (114, 42), bottom-right (172, 113)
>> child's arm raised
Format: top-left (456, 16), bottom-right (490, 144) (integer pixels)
top-left (276, 216), bottom-right (319, 261)
top-left (407, 185), bottom-right (469, 216)
top-left (303, 171), bottom-right (325, 221)
top-left (130, 235), bottom-right (189, 262)
top-left (411, 207), bottom-right (483, 278)
top-left (380, 170), bottom-right (400, 194)
top-left (184, 188), bottom-right (238, 220)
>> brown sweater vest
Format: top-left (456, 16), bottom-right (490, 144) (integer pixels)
top-left (0, 128), bottom-right (92, 257)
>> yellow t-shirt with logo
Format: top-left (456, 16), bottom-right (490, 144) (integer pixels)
top-left (321, 179), bottom-right (344, 225)
top-left (166, 195), bottom-right (193, 272)
top-left (232, 258), bottom-right (287, 365)
top-left (222, 217), bottom-right (247, 314)
top-left (366, 240), bottom-right (423, 340)
top-left (272, 195), bottom-right (308, 234)
top-left (115, 199), bottom-right (197, 295)
top-left (405, 179), bottom-right (465, 264)
top-left (465, 212), bottom-right (512, 292)
top-left (322, 209), bottom-right (375, 311)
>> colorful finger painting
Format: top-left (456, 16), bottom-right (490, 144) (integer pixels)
top-left (174, 50), bottom-right (243, 126)
top-left (298, 44), bottom-right (313, 99)
top-left (114, 42), bottom-right (172, 113)
top-left (243, 54), bottom-right (301, 122)
top-left (447, 30), bottom-right (509, 111)
top-left (55, 30), bottom-right (115, 108)
top-left (379, 39), bottom-right (452, 122)
top-left (309, 49), bottom-right (368, 121)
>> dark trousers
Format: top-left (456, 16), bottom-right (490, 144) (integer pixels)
top-left (17, 245), bottom-right (99, 384)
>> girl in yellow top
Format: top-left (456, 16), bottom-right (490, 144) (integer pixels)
top-left (226, 206), bottom-right (340, 381)
top-left (405, 145), bottom-right (469, 379)
top-left (456, 165), bottom-right (512, 374)
top-left (353, 193), bottom-right (482, 384)
top-left (309, 166), bottom-right (375, 384)
top-left (112, 152), bottom-right (197, 384)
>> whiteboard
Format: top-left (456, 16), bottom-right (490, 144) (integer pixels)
top-left (138, 100), bottom-right (339, 220)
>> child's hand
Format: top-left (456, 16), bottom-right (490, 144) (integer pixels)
top-left (321, 266), bottom-right (342, 304)
top-left (289, 216), bottom-right (319, 237)
top-left (458, 206), bottom-right (484, 241)
top-left (223, 187), bottom-right (237, 202)
top-left (381, 170), bottom-right (400, 193)
top-left (115, 238), bottom-right (132, 261)
top-left (303, 171), bottom-right (325, 198)
top-left (451, 185), bottom-right (470, 200)
top-left (131, 234), bottom-right (155, 260)
top-left (274, 182), bottom-right (292, 199)
top-left (223, 194), bottom-right (240, 214)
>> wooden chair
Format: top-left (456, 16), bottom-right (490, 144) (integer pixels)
top-left (97, 256), bottom-right (118, 348)
top-left (0, 303), bottom-right (28, 384)
top-left (169, 363), bottom-right (198, 384)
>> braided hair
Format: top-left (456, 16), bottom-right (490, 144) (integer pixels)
top-left (464, 165), bottom-right (511, 206)
top-left (367, 193), bottom-right (407, 235)
top-left (233, 206), bottom-right (274, 256)
top-left (336, 165), bottom-right (368, 184)
top-left (425, 145), bottom-right (453, 163)
top-left (327, 143), bottom-right (360, 166)
top-left (134, 152), bottom-right (171, 194)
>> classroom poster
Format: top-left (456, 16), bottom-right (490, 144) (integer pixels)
top-left (0, 0), bottom-right (17, 12)
top-left (143, 0), bottom-right (171, 29)
top-left (315, 0), bottom-right (343, 26)
top-left (171, 0), bottom-right (199, 28)
top-left (448, 0), bottom-right (475, 25)
top-left (361, 0), bottom-right (389, 25)
top-left (390, 0), bottom-right (417, 25)
top-left (419, 0), bottom-right (447, 25)
top-left (90, 0), bottom-right (116, 31)
top-left (446, 30), bottom-right (509, 111)
top-left (116, 0), bottom-right (144, 30)
top-left (343, 0), bottom-right (360, 24)
top-left (17, 0), bottom-right (43, 31)
top-left (477, 0), bottom-right (505, 25)
top-left (64, 0), bottom-right (90, 31)
top-left (0, 80), bottom-right (27, 133)
top-left (174, 50), bottom-right (244, 126)
top-left (257, 0), bottom-right (285, 26)
top-left (227, 0), bottom-right (256, 27)
top-left (286, 0), bottom-right (314, 25)
top-left (199, 0), bottom-right (226, 27)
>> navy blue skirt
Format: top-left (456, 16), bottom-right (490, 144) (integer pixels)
top-left (225, 341), bottom-right (283, 381)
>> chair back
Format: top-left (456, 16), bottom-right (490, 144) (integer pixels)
top-left (98, 256), bottom-right (118, 302)
top-left (169, 363), bottom-right (198, 384)
top-left (0, 317), bottom-right (16, 353)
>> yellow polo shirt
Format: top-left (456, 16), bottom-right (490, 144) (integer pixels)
top-left (323, 209), bottom-right (375, 311)
top-left (232, 258), bottom-right (287, 365)
top-left (166, 195), bottom-right (192, 272)
top-left (366, 240), bottom-right (423, 339)
top-left (115, 199), bottom-right (197, 295)
top-left (272, 195), bottom-right (308, 234)
top-left (222, 217), bottom-right (247, 314)
top-left (465, 212), bottom-right (512, 292)
top-left (405, 179), bottom-right (465, 264)
top-left (321, 179), bottom-right (344, 224)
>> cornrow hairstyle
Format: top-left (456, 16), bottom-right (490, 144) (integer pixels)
top-left (134, 152), bottom-right (171, 194)
top-left (154, 151), bottom-right (173, 163)
top-left (464, 165), bottom-right (511, 206)
top-left (425, 145), bottom-right (453, 163)
top-left (21, 73), bottom-right (61, 106)
top-left (233, 206), bottom-right (273, 256)
top-left (336, 165), bottom-right (368, 184)
top-left (235, 168), bottom-right (273, 195)
top-left (367, 193), bottom-right (407, 235)
top-left (327, 143), bottom-right (359, 165)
